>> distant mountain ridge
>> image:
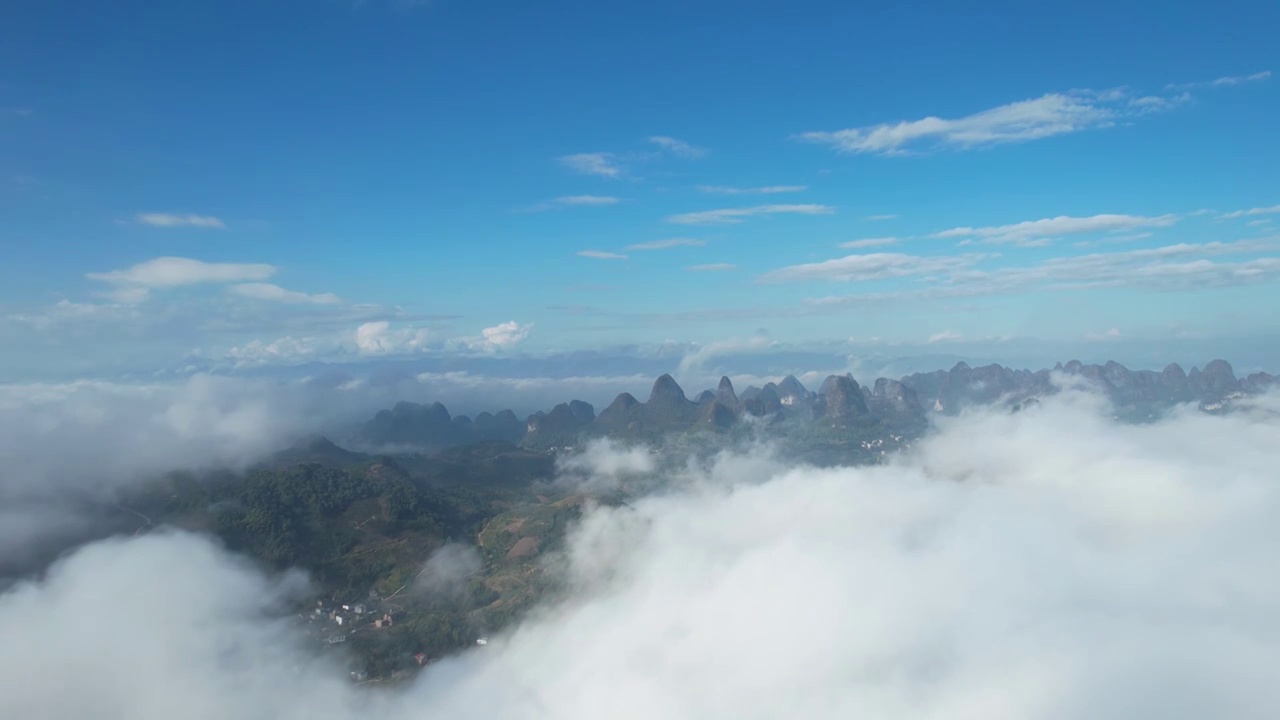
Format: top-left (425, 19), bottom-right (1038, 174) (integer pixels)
top-left (352, 359), bottom-right (1275, 452)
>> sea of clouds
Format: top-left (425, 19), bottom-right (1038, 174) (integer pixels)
top-left (1, 377), bottom-right (1278, 719)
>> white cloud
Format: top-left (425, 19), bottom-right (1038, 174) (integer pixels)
top-left (935, 213), bottom-right (1178, 246)
top-left (648, 136), bottom-right (706, 158)
top-left (625, 238), bottom-right (706, 251)
top-left (414, 370), bottom-right (653, 394)
top-left (806, 239), bottom-right (1280, 306)
top-left (518, 195), bottom-right (622, 213)
top-left (1214, 70), bottom-right (1271, 85)
top-left (87, 257), bottom-right (276, 288)
top-left (413, 544), bottom-right (482, 598)
top-left (226, 336), bottom-right (324, 365)
top-left (5, 299), bottom-right (142, 329)
top-left (229, 283), bottom-right (342, 305)
top-left (557, 438), bottom-right (656, 492)
top-left (865, 214), bottom-right (899, 221)
top-left (1168, 70), bottom-right (1271, 90)
top-left (839, 237), bottom-right (899, 249)
top-left (556, 195), bottom-right (619, 206)
top-left (798, 91), bottom-right (1121, 154)
top-left (795, 78), bottom-right (1256, 155)
top-left (760, 252), bottom-right (988, 283)
top-left (559, 152), bottom-right (623, 178)
top-left (1085, 327), bottom-right (1123, 341)
top-left (667, 204), bottom-right (835, 225)
top-left (444, 321), bottom-right (533, 354)
top-left (577, 250), bottom-right (629, 260)
top-left (1221, 204), bottom-right (1280, 219)
top-left (354, 320), bottom-right (431, 355)
top-left (927, 330), bottom-right (962, 343)
top-left (1072, 232), bottom-right (1155, 249)
top-left (134, 213), bottom-right (225, 229)
top-left (686, 263), bottom-right (737, 272)
top-left (100, 286), bottom-right (152, 304)
top-left (0, 375), bottom-right (345, 553)
top-left (1247, 219), bottom-right (1272, 227)
top-left (474, 320), bottom-right (531, 351)
top-left (696, 185), bottom-right (807, 195)
top-left (677, 334), bottom-right (773, 374)
top-left (7, 386), bottom-right (1280, 718)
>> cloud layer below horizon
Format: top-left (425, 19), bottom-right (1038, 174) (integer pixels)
top-left (2, 384), bottom-right (1280, 718)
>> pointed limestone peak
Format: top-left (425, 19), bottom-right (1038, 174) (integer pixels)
top-left (757, 385), bottom-right (783, 414)
top-left (427, 401), bottom-right (451, 423)
top-left (777, 374), bottom-right (807, 399)
top-left (700, 400), bottom-right (737, 430)
top-left (568, 399), bottom-right (596, 423)
top-left (1202, 359), bottom-right (1236, 381)
top-left (648, 374), bottom-right (689, 404)
top-left (293, 433), bottom-right (339, 453)
top-left (823, 374), bottom-right (869, 423)
top-left (390, 400), bottom-right (420, 416)
top-left (716, 376), bottom-right (739, 405)
top-left (605, 392), bottom-right (640, 414)
top-left (820, 373), bottom-right (861, 396)
top-left (1244, 372), bottom-right (1276, 392)
top-left (1161, 362), bottom-right (1187, 382)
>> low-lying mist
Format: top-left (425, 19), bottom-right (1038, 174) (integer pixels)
top-left (2, 383), bottom-right (1279, 719)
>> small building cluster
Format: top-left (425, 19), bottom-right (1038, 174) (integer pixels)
top-left (302, 595), bottom-right (396, 647)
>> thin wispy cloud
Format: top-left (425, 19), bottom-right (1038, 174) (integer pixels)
top-left (759, 252), bottom-right (988, 283)
top-left (806, 239), bottom-right (1280, 305)
top-left (624, 238), bottom-right (706, 251)
top-left (1166, 70), bottom-right (1271, 90)
top-left (839, 237), bottom-right (899, 249)
top-left (1221, 204), bottom-right (1280, 219)
top-left (797, 77), bottom-right (1265, 155)
top-left (1084, 327), bottom-right (1123, 341)
top-left (100, 287), bottom-right (152, 305)
top-left (696, 185), bottom-right (807, 195)
top-left (87, 257), bottom-right (275, 288)
top-left (560, 138), bottom-right (704, 181)
top-left (864, 214), bottom-right (899, 221)
top-left (135, 213), bottom-right (225, 229)
top-left (927, 330), bottom-right (961, 344)
top-left (668, 204), bottom-right (835, 225)
top-left (648, 136), bottom-right (707, 158)
top-left (519, 195), bottom-right (621, 212)
top-left (559, 152), bottom-right (623, 178)
top-left (556, 195), bottom-right (619, 206)
top-left (686, 263), bottom-right (737, 272)
top-left (577, 250), bottom-right (629, 260)
top-left (934, 213), bottom-right (1178, 246)
top-left (228, 283), bottom-right (342, 305)
top-left (1072, 231), bottom-right (1154, 249)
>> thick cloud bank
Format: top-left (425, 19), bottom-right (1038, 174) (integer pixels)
top-left (2, 388), bottom-right (1279, 719)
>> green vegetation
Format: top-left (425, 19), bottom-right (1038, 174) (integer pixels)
top-left (128, 442), bottom-right (574, 679)
top-left (116, 414), bottom-right (923, 681)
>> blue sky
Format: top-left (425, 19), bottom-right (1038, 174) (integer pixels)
top-left (3, 0), bottom-right (1279, 382)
